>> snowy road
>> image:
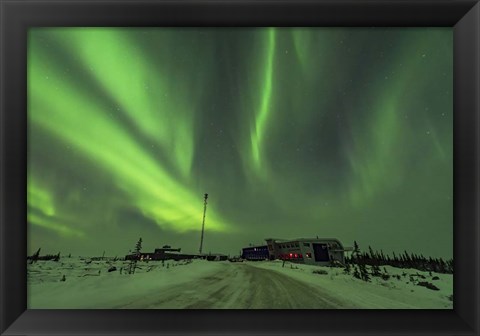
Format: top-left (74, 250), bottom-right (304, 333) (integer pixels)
top-left (29, 259), bottom-right (452, 309)
top-left (116, 262), bottom-right (346, 309)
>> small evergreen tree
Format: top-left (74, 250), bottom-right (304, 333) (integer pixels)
top-left (371, 264), bottom-right (381, 277)
top-left (29, 248), bottom-right (41, 264)
top-left (380, 266), bottom-right (390, 280)
top-left (359, 264), bottom-right (371, 282)
top-left (368, 246), bottom-right (375, 264)
top-left (134, 238), bottom-right (143, 257)
top-left (380, 250), bottom-right (386, 263)
top-left (353, 265), bottom-right (361, 280)
top-left (128, 238), bottom-right (143, 274)
top-left (353, 241), bottom-right (361, 264)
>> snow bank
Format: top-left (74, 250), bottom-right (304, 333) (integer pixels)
top-left (28, 258), bottom-right (225, 308)
top-left (28, 257), bottom-right (453, 309)
top-left (246, 260), bottom-right (453, 309)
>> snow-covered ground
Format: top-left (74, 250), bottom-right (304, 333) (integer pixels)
top-left (247, 260), bottom-right (453, 309)
top-left (28, 258), bottom-right (225, 308)
top-left (28, 257), bottom-right (453, 309)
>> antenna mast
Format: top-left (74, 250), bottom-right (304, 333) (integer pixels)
top-left (199, 193), bottom-right (208, 254)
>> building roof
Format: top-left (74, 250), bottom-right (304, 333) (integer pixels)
top-left (267, 237), bottom-right (343, 244)
top-left (242, 244), bottom-right (268, 249)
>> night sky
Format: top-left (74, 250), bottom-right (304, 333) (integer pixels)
top-left (27, 28), bottom-right (452, 258)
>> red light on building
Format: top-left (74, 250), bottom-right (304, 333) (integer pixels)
top-left (294, 254), bottom-right (298, 258)
top-left (289, 253), bottom-right (293, 258)
top-left (299, 254), bottom-right (303, 258)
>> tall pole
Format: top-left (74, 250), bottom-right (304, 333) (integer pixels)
top-left (199, 193), bottom-right (208, 255)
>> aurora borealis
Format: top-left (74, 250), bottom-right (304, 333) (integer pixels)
top-left (27, 28), bottom-right (452, 258)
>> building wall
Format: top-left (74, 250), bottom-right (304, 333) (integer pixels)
top-left (242, 245), bottom-right (269, 260)
top-left (265, 238), bottom-right (346, 266)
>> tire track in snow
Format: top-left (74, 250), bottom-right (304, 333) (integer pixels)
top-left (116, 263), bottom-right (346, 308)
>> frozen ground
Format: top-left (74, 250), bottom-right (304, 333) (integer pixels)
top-left (28, 257), bottom-right (453, 309)
top-left (247, 260), bottom-right (453, 309)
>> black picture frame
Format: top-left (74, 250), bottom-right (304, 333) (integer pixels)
top-left (1, 0), bottom-right (479, 335)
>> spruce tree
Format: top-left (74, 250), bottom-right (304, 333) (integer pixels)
top-left (359, 264), bottom-right (371, 282)
top-left (128, 238), bottom-right (143, 274)
top-left (380, 250), bottom-right (386, 263)
top-left (353, 265), bottom-right (361, 279)
top-left (134, 238), bottom-right (143, 257)
top-left (392, 251), bottom-right (397, 267)
top-left (371, 264), bottom-right (381, 277)
top-left (368, 246), bottom-right (375, 265)
top-left (353, 241), bottom-right (360, 263)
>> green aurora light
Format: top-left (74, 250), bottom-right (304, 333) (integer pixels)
top-left (28, 28), bottom-right (452, 258)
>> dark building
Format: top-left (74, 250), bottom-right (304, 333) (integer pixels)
top-left (241, 245), bottom-right (269, 260)
top-left (125, 246), bottom-right (229, 261)
top-left (125, 246), bottom-right (197, 261)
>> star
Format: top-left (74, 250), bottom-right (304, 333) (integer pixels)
top-left (27, 27), bottom-right (453, 261)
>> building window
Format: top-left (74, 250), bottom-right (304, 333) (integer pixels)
top-left (303, 243), bottom-right (310, 247)
top-left (295, 243), bottom-right (299, 247)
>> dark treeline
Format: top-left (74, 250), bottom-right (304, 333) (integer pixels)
top-left (27, 248), bottom-right (61, 263)
top-left (345, 241), bottom-right (453, 274)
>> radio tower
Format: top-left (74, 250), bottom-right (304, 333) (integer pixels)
top-left (199, 193), bottom-right (208, 255)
